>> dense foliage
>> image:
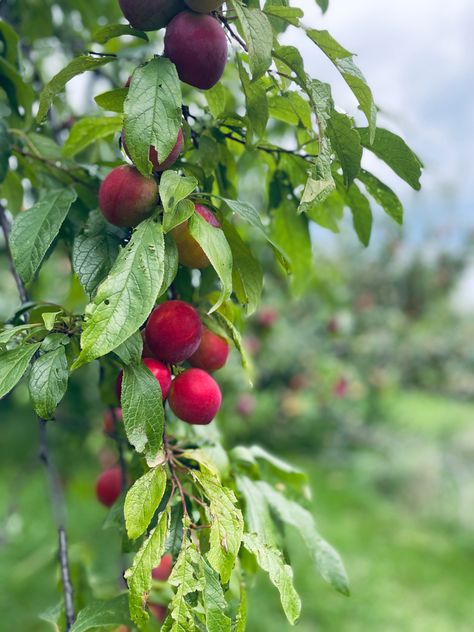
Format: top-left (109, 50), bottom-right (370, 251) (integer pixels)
top-left (0, 0), bottom-right (420, 630)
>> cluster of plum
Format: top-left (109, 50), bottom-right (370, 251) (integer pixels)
top-left (96, 299), bottom-right (230, 506)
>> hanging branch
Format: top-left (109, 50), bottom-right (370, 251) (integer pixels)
top-left (0, 202), bottom-right (76, 630)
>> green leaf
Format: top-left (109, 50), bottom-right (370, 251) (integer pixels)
top-left (235, 445), bottom-right (308, 491)
top-left (357, 127), bottom-right (423, 190)
top-left (341, 181), bottom-right (373, 247)
top-left (94, 88), bottom-right (128, 114)
top-left (212, 311), bottom-right (254, 383)
top-left (222, 221), bottom-right (262, 315)
top-left (74, 218), bottom-right (165, 368)
top-left (234, 579), bottom-right (248, 632)
top-left (159, 233), bottom-right (179, 296)
top-left (205, 83), bottom-right (227, 119)
top-left (72, 210), bottom-right (123, 298)
top-left (307, 30), bottom-right (376, 141)
top-left (230, 2), bottom-right (273, 79)
top-left (125, 466), bottom-right (167, 540)
top-left (315, 0), bottom-right (329, 12)
top-left (0, 343), bottom-right (41, 399)
top-left (36, 55), bottom-right (116, 124)
top-left (165, 503), bottom-right (184, 559)
top-left (41, 311), bottom-right (61, 331)
top-left (236, 476), bottom-right (278, 547)
top-left (29, 346), bottom-right (68, 419)
top-left (63, 116), bottom-right (123, 158)
top-left (221, 197), bottom-right (289, 271)
top-left (256, 481), bottom-right (350, 596)
top-left (0, 324), bottom-right (41, 346)
top-left (304, 189), bottom-right (344, 233)
top-left (166, 534), bottom-right (205, 632)
top-left (242, 533), bottom-right (301, 624)
top-left (70, 595), bottom-right (131, 632)
top-left (125, 509), bottom-right (169, 627)
top-left (202, 560), bottom-right (232, 632)
top-left (273, 45), bottom-right (306, 88)
top-left (272, 203), bottom-right (313, 294)
top-left (0, 56), bottom-right (35, 117)
top-left (0, 19), bottom-right (20, 66)
top-left (263, 5), bottom-right (303, 27)
top-left (191, 470), bottom-right (244, 583)
top-left (160, 171), bottom-right (198, 214)
top-left (92, 23), bottom-right (149, 44)
top-left (358, 169), bottom-right (403, 224)
top-left (124, 58), bottom-right (182, 176)
top-left (327, 110), bottom-right (362, 187)
top-left (188, 212), bottom-right (233, 313)
top-left (10, 188), bottom-right (77, 284)
top-left (0, 170), bottom-right (23, 215)
top-left (237, 60), bottom-right (268, 142)
top-left (114, 330), bottom-right (143, 366)
top-left (121, 362), bottom-right (165, 463)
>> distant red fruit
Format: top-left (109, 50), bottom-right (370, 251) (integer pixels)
top-left (257, 307), bottom-right (279, 328)
top-left (236, 393), bottom-right (256, 418)
top-left (149, 603), bottom-right (167, 623)
top-left (145, 301), bottom-right (202, 364)
top-left (152, 554), bottom-right (173, 581)
top-left (189, 327), bottom-right (229, 372)
top-left (103, 407), bottom-right (123, 435)
top-left (116, 358), bottom-right (172, 401)
top-left (169, 368), bottom-right (222, 425)
top-left (96, 467), bottom-right (122, 507)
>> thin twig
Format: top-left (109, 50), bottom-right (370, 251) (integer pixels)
top-left (0, 204), bottom-right (75, 629)
top-left (110, 407), bottom-right (127, 492)
top-left (39, 420), bottom-right (75, 630)
top-left (221, 130), bottom-right (317, 160)
top-left (218, 15), bottom-right (248, 51)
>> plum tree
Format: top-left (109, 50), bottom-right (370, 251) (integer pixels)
top-left (145, 300), bottom-right (202, 364)
top-left (122, 128), bottom-right (183, 172)
top-left (164, 11), bottom-right (228, 90)
top-left (189, 327), bottom-right (229, 372)
top-left (96, 467), bottom-right (122, 507)
top-left (116, 358), bottom-right (172, 401)
top-left (184, 0), bottom-right (222, 13)
top-left (152, 554), bottom-right (173, 581)
top-left (169, 368), bottom-right (222, 425)
top-left (98, 165), bottom-right (158, 227)
top-left (171, 204), bottom-right (220, 268)
top-left (119, 0), bottom-right (186, 31)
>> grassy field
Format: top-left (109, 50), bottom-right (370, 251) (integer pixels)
top-left (0, 390), bottom-right (473, 631)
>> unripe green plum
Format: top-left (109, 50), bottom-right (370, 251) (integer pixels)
top-left (99, 165), bottom-right (158, 227)
top-left (171, 204), bottom-right (220, 268)
top-left (184, 0), bottom-right (223, 13)
top-left (164, 11), bottom-right (228, 90)
top-left (119, 0), bottom-right (186, 31)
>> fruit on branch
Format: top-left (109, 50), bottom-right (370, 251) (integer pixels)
top-left (116, 358), bottom-right (172, 401)
top-left (184, 0), bottom-right (223, 13)
top-left (149, 603), bottom-right (168, 622)
top-left (171, 204), bottom-right (220, 268)
top-left (189, 327), bottom-right (229, 372)
top-left (152, 553), bottom-right (173, 581)
top-left (169, 368), bottom-right (222, 424)
top-left (122, 128), bottom-right (184, 173)
top-left (145, 300), bottom-right (202, 364)
top-left (99, 165), bottom-right (158, 227)
top-left (164, 11), bottom-right (228, 90)
top-left (118, 0), bottom-right (186, 31)
top-left (103, 407), bottom-right (123, 435)
top-left (235, 393), bottom-right (256, 417)
top-left (96, 467), bottom-right (122, 507)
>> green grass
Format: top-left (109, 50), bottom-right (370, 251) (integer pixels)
top-left (1, 391), bottom-right (473, 631)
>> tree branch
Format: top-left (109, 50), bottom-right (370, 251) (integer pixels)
top-left (218, 15), bottom-right (248, 52)
top-left (0, 203), bottom-right (76, 630)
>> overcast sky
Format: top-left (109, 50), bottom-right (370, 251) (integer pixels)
top-left (285, 0), bottom-right (474, 248)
